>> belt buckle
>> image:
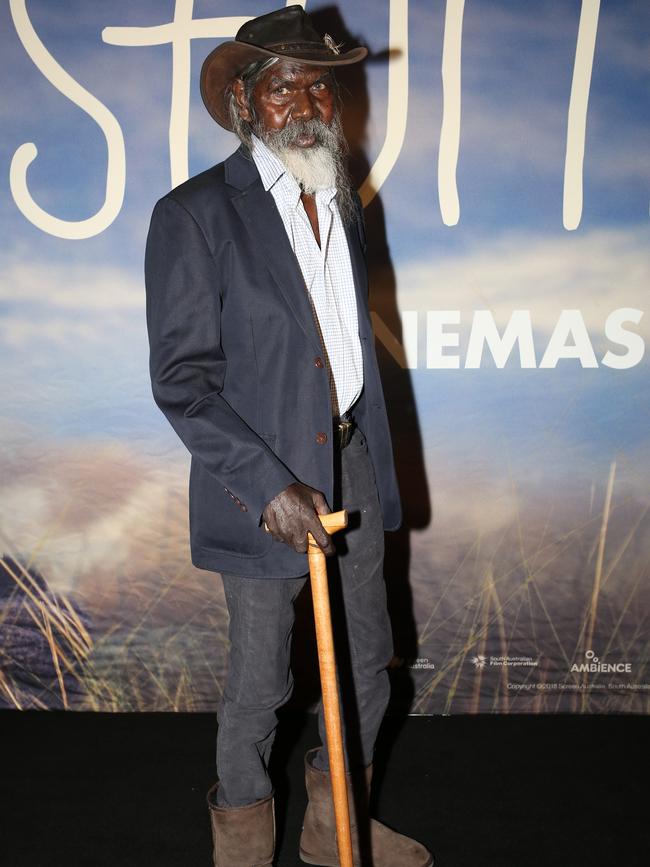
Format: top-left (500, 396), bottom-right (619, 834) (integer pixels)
top-left (336, 419), bottom-right (353, 449)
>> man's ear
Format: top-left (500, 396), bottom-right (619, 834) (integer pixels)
top-left (231, 78), bottom-right (252, 121)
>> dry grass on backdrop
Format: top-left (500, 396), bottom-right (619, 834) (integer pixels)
top-left (406, 459), bottom-right (650, 714)
top-left (1, 432), bottom-right (648, 715)
top-left (0, 432), bottom-right (229, 712)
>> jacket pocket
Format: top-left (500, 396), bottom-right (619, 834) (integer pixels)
top-left (189, 457), bottom-right (274, 558)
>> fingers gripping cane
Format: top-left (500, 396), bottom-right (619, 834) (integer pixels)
top-left (309, 511), bottom-right (353, 867)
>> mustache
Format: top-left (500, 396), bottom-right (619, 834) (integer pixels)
top-left (256, 116), bottom-right (341, 150)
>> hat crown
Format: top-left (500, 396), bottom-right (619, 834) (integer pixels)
top-left (236, 5), bottom-right (325, 51)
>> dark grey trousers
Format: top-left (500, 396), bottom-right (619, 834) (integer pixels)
top-left (214, 426), bottom-right (394, 806)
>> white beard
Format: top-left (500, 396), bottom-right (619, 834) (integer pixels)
top-left (273, 143), bottom-right (337, 194)
top-left (251, 115), bottom-right (356, 224)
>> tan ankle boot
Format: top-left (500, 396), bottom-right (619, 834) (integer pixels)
top-left (206, 781), bottom-right (275, 867)
top-left (299, 748), bottom-right (433, 866)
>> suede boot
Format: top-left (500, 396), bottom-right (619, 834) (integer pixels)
top-left (206, 781), bottom-right (275, 867)
top-left (299, 748), bottom-right (433, 867)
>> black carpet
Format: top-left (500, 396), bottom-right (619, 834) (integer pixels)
top-left (1, 711), bottom-right (646, 866)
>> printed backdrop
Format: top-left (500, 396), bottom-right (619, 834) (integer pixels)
top-left (1, 0), bottom-right (648, 713)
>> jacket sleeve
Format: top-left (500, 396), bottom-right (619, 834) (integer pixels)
top-left (144, 194), bottom-right (297, 521)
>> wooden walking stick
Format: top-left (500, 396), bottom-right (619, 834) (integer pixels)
top-left (308, 510), bottom-right (354, 867)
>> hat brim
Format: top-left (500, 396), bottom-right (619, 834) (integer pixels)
top-left (200, 41), bottom-right (368, 130)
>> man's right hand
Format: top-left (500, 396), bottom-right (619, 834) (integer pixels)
top-left (262, 483), bottom-right (335, 556)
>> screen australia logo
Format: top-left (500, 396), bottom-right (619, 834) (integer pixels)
top-left (571, 649), bottom-right (632, 674)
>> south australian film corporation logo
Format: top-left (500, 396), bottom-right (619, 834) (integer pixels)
top-left (571, 649), bottom-right (632, 674)
top-left (470, 654), bottom-right (538, 669)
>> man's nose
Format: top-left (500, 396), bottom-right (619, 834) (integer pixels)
top-left (290, 89), bottom-right (316, 121)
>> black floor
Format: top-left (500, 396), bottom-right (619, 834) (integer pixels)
top-left (1, 711), bottom-right (647, 866)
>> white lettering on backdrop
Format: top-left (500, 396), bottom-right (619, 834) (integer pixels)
top-left (9, 0), bottom-right (608, 239)
top-left (371, 309), bottom-right (645, 370)
top-left (9, 0), bottom-right (126, 240)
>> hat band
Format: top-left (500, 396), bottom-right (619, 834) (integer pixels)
top-left (257, 40), bottom-right (338, 54)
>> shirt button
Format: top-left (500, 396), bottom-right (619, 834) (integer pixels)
top-left (314, 356), bottom-right (324, 368)
top-left (316, 432), bottom-right (328, 445)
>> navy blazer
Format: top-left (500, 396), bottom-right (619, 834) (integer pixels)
top-left (144, 144), bottom-right (401, 578)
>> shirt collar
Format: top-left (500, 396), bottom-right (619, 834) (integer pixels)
top-left (250, 134), bottom-right (290, 193)
top-left (250, 134), bottom-right (337, 209)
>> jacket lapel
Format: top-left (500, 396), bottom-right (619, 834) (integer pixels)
top-left (225, 147), bottom-right (324, 355)
top-left (224, 146), bottom-right (373, 347)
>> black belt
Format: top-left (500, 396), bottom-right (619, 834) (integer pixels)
top-left (333, 413), bottom-right (355, 449)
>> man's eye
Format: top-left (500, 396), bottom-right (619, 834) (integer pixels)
top-left (311, 82), bottom-right (326, 91)
top-left (273, 86), bottom-right (289, 95)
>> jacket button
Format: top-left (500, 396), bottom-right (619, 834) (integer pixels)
top-left (316, 432), bottom-right (328, 445)
top-left (240, 504), bottom-right (248, 512)
top-left (314, 356), bottom-right (324, 368)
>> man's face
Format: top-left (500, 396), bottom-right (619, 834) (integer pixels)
top-left (235, 59), bottom-right (336, 147)
top-left (231, 56), bottom-right (355, 220)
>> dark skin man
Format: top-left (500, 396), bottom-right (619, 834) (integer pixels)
top-left (231, 59), bottom-right (341, 558)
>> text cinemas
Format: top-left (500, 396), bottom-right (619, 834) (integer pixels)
top-left (372, 308), bottom-right (645, 369)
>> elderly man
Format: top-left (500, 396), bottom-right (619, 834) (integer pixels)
top-left (145, 6), bottom-right (432, 866)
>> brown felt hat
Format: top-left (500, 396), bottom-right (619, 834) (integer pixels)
top-left (200, 4), bottom-right (368, 130)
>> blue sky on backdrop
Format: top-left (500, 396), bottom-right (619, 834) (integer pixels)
top-left (1, 0), bottom-right (648, 491)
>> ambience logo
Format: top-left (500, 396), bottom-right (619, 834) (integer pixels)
top-left (571, 649), bottom-right (632, 674)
